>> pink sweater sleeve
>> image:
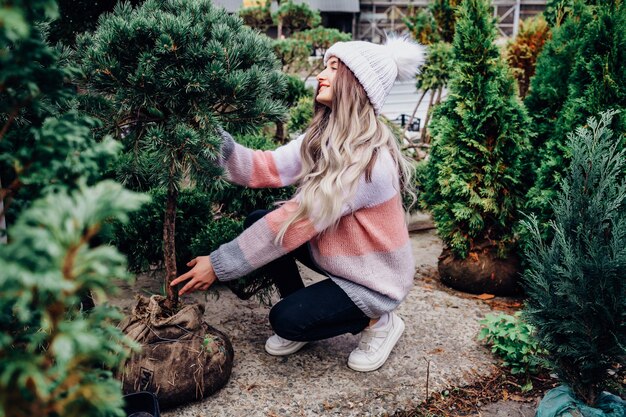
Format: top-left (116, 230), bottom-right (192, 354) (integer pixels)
top-left (218, 127), bottom-right (304, 188)
top-left (210, 199), bottom-right (322, 281)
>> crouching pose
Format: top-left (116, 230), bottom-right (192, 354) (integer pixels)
top-left (171, 36), bottom-right (425, 372)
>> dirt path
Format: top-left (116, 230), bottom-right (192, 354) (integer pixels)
top-left (110, 228), bottom-right (503, 416)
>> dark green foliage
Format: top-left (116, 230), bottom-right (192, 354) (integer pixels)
top-left (273, 38), bottom-right (310, 74)
top-left (404, 0), bottom-right (459, 45)
top-left (110, 187), bottom-right (214, 273)
top-left (520, 112), bottom-right (626, 406)
top-left (78, 0), bottom-right (287, 136)
top-left (288, 95), bottom-right (314, 135)
top-left (478, 312), bottom-right (547, 383)
top-left (1, 3), bottom-right (147, 415)
top-left (1, 0), bottom-right (117, 224)
top-left (430, 0), bottom-right (460, 43)
top-left (0, 182), bottom-right (148, 416)
top-left (543, 0), bottom-right (604, 27)
top-left (403, 7), bottom-right (439, 45)
top-left (524, 1), bottom-right (626, 233)
top-left (416, 41), bottom-right (453, 92)
top-left (190, 216), bottom-right (242, 258)
top-left (421, 0), bottom-right (531, 259)
top-left (283, 74), bottom-right (311, 107)
top-left (273, 0), bottom-right (321, 37)
top-left (78, 0), bottom-right (289, 303)
top-left (47, 0), bottom-right (144, 45)
top-left (239, 1), bottom-right (273, 31)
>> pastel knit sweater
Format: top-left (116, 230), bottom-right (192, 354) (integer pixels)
top-left (209, 128), bottom-right (416, 317)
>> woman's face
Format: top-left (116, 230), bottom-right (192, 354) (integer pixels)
top-left (315, 56), bottom-right (339, 107)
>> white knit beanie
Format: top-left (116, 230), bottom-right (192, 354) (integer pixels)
top-left (323, 35), bottom-right (426, 114)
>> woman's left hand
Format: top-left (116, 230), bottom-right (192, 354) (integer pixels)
top-left (170, 256), bottom-right (217, 296)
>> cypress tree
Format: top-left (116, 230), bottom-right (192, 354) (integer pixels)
top-left (524, 0), bottom-right (626, 231)
top-left (78, 0), bottom-right (287, 309)
top-left (521, 111), bottom-right (626, 406)
top-left (421, 0), bottom-right (531, 294)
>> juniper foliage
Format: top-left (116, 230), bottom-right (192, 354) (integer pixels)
top-left (521, 111), bottom-right (626, 406)
top-left (421, 0), bottom-right (531, 259)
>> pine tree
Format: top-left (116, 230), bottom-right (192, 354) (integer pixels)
top-left (420, 0), bottom-right (531, 294)
top-left (520, 111), bottom-right (626, 406)
top-left (78, 0), bottom-right (288, 309)
top-left (273, 0), bottom-right (321, 39)
top-left (524, 0), bottom-right (626, 232)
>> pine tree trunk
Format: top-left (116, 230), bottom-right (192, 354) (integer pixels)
top-left (275, 120), bottom-right (287, 144)
top-left (163, 177), bottom-right (178, 310)
top-left (277, 20), bottom-right (283, 39)
top-left (403, 88), bottom-right (428, 139)
top-left (421, 89), bottom-right (437, 144)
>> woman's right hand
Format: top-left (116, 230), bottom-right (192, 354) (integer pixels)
top-left (170, 256), bottom-right (217, 296)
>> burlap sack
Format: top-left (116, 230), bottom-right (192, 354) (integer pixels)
top-left (119, 295), bottom-right (234, 409)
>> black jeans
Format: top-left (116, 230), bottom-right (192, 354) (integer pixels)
top-left (244, 210), bottom-right (370, 342)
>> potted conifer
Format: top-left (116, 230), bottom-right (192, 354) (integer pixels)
top-left (78, 0), bottom-right (287, 408)
top-left (421, 0), bottom-right (531, 296)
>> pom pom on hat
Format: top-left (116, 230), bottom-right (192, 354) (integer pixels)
top-left (384, 34), bottom-right (426, 81)
top-left (324, 34), bottom-right (426, 114)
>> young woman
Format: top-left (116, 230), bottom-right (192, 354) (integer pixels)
top-left (171, 36), bottom-right (425, 372)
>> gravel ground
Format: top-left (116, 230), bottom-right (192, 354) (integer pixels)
top-left (111, 226), bottom-right (508, 417)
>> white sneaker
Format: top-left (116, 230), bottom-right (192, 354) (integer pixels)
top-left (347, 312), bottom-right (405, 372)
top-left (264, 334), bottom-right (308, 356)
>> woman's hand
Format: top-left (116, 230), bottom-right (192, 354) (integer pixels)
top-left (170, 256), bottom-right (217, 296)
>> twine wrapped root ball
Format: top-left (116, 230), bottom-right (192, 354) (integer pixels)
top-left (119, 295), bottom-right (234, 409)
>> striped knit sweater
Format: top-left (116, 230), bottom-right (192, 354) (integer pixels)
top-left (209, 128), bottom-right (416, 317)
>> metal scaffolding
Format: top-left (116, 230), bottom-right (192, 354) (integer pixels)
top-left (356, 0), bottom-right (547, 42)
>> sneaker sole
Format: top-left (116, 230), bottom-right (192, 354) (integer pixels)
top-left (347, 316), bottom-right (405, 372)
top-left (264, 341), bottom-right (308, 356)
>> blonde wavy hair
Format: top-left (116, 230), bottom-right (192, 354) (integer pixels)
top-left (276, 60), bottom-right (416, 244)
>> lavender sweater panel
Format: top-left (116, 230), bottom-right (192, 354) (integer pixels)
top-left (209, 134), bottom-right (417, 316)
top-left (218, 127), bottom-right (304, 188)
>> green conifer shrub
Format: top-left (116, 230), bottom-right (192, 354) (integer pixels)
top-left (78, 0), bottom-right (288, 308)
top-left (403, 6), bottom-right (439, 45)
top-left (430, 0), bottom-right (460, 43)
top-left (421, 0), bottom-right (531, 295)
top-left (1, 2), bottom-right (148, 415)
top-left (288, 95), bottom-right (314, 135)
top-left (524, 1), bottom-right (626, 232)
top-left (273, 0), bottom-right (321, 38)
top-left (0, 182), bottom-right (147, 417)
top-left (239, 1), bottom-right (273, 32)
top-left (521, 111), bottom-right (626, 406)
top-left (0, 0), bottom-right (118, 226)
